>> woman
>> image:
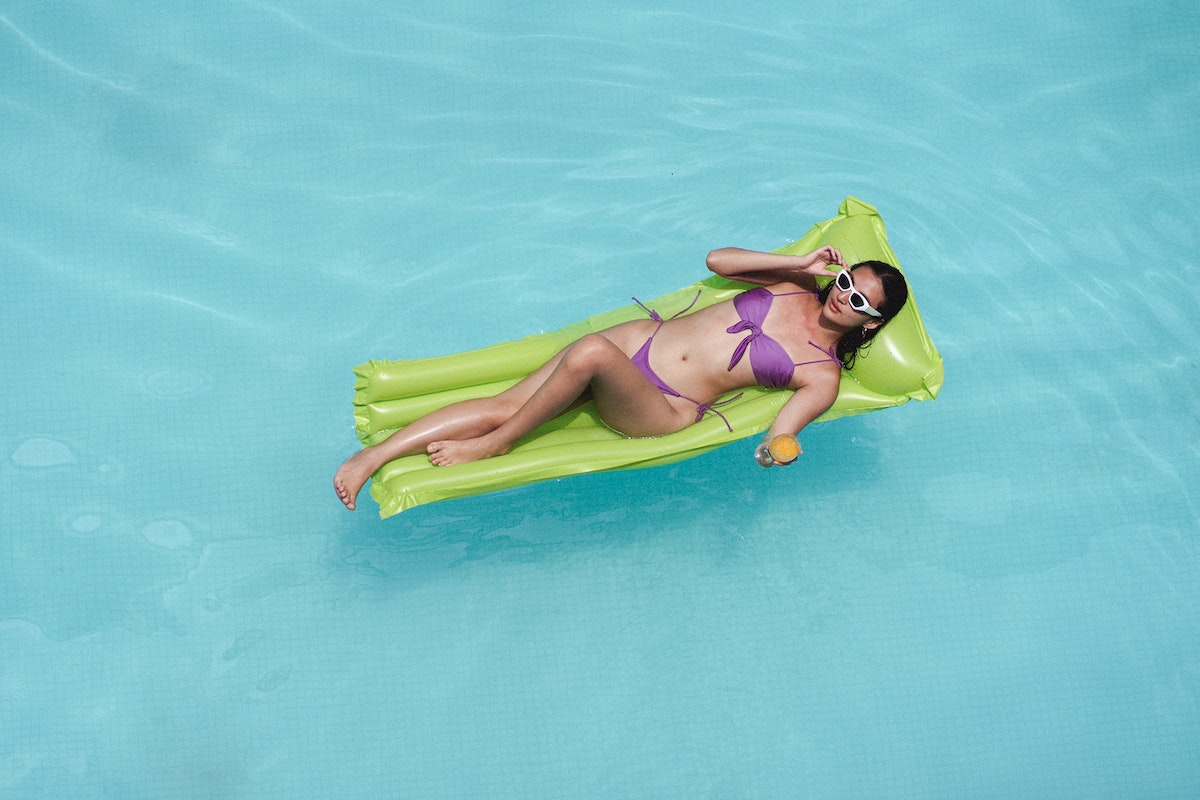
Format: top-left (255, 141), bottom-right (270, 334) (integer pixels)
top-left (334, 245), bottom-right (908, 510)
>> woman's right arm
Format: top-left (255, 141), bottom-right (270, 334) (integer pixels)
top-left (706, 246), bottom-right (846, 290)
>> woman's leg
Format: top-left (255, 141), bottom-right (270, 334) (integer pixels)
top-left (427, 333), bottom-right (692, 466)
top-left (333, 350), bottom-right (572, 509)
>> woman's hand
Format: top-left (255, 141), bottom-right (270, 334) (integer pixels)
top-left (706, 245), bottom-right (846, 289)
top-left (795, 246), bottom-right (846, 277)
top-left (754, 434), bottom-right (802, 468)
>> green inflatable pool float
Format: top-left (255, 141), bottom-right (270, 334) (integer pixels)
top-left (352, 197), bottom-right (943, 517)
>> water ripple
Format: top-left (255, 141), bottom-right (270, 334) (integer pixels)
top-left (245, 0), bottom-right (415, 63)
top-left (0, 15), bottom-right (133, 92)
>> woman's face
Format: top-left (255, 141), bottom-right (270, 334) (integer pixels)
top-left (825, 266), bottom-right (886, 326)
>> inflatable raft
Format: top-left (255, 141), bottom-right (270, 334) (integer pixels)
top-left (352, 197), bottom-right (942, 517)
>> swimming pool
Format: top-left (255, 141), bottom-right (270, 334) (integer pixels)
top-left (3, 1), bottom-right (1197, 797)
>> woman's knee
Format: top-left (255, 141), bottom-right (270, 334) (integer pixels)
top-left (562, 334), bottom-right (621, 375)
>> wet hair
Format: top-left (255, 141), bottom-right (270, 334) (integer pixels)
top-left (816, 260), bottom-right (909, 370)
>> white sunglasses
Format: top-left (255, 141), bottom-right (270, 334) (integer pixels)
top-left (834, 269), bottom-right (883, 318)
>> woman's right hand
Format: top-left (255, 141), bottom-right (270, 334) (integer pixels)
top-left (706, 245), bottom-right (846, 289)
top-left (795, 246), bottom-right (846, 277)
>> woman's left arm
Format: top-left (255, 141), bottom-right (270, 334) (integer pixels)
top-left (758, 371), bottom-right (841, 464)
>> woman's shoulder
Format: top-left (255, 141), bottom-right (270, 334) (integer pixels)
top-left (791, 357), bottom-right (841, 397)
top-left (764, 279), bottom-right (818, 296)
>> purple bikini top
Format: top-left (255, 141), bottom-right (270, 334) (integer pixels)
top-left (726, 287), bottom-right (842, 389)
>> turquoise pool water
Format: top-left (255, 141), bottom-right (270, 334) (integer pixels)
top-left (3, 1), bottom-right (1198, 797)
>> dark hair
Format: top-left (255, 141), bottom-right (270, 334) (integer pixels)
top-left (816, 260), bottom-right (908, 370)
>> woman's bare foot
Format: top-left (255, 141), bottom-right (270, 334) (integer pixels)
top-left (333, 449), bottom-right (378, 510)
top-left (427, 435), bottom-right (509, 466)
